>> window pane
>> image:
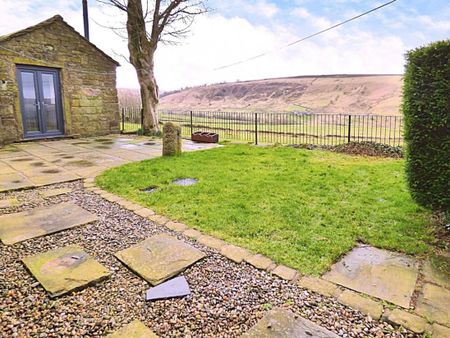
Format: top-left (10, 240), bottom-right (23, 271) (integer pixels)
top-left (41, 73), bottom-right (58, 131)
top-left (20, 72), bottom-right (39, 132)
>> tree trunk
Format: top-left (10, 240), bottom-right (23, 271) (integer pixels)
top-left (136, 57), bottom-right (159, 133)
top-left (126, 0), bottom-right (160, 134)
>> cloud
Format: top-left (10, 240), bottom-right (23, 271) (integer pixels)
top-left (291, 7), bottom-right (332, 29)
top-left (0, 0), bottom-right (446, 91)
top-left (154, 13), bottom-right (405, 90)
top-left (213, 0), bottom-right (279, 19)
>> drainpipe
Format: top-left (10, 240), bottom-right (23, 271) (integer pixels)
top-left (82, 0), bottom-right (90, 41)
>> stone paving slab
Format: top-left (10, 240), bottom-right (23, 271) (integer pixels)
top-left (107, 320), bottom-right (158, 338)
top-left (416, 283), bottom-right (450, 326)
top-left (0, 202), bottom-right (98, 245)
top-left (432, 323), bottom-right (450, 338)
top-left (3, 156), bottom-right (42, 170)
top-left (0, 161), bottom-right (16, 174)
top-left (241, 308), bottom-right (339, 337)
top-left (0, 173), bottom-right (34, 192)
top-left (0, 145), bottom-right (29, 159)
top-left (297, 276), bottom-right (338, 298)
top-left (221, 244), bottom-right (252, 263)
top-left (115, 234), bottom-right (206, 285)
top-left (423, 255), bottom-right (450, 289)
top-left (22, 245), bottom-right (110, 297)
top-left (337, 290), bottom-right (383, 320)
top-left (323, 245), bottom-right (418, 308)
top-left (272, 265), bottom-right (299, 281)
top-left (386, 309), bottom-right (429, 334)
top-left (27, 172), bottom-right (80, 186)
top-left (146, 276), bottom-right (191, 301)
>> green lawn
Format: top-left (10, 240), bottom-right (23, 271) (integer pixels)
top-left (96, 144), bottom-right (432, 275)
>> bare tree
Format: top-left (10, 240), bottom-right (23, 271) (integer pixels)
top-left (98, 0), bottom-right (208, 133)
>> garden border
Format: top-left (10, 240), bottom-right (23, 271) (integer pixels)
top-left (84, 177), bottom-right (449, 337)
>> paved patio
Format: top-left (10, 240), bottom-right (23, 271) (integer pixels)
top-left (0, 135), bottom-right (217, 192)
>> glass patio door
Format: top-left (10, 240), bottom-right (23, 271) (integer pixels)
top-left (17, 66), bottom-right (64, 138)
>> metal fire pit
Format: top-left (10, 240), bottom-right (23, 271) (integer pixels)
top-left (191, 131), bottom-right (219, 143)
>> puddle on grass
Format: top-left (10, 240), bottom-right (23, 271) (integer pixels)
top-left (66, 160), bottom-right (95, 167)
top-left (172, 178), bottom-right (198, 186)
top-left (141, 186), bottom-right (158, 194)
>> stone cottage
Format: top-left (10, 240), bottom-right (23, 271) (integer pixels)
top-left (0, 15), bottom-right (120, 145)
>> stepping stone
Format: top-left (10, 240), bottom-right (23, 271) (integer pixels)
top-left (115, 234), bottom-right (206, 285)
top-left (0, 173), bottom-right (34, 192)
top-left (241, 308), bottom-right (339, 337)
top-left (416, 283), bottom-right (450, 326)
top-left (0, 202), bottom-right (98, 245)
top-left (146, 276), bottom-right (191, 301)
top-left (107, 320), bottom-right (158, 338)
top-left (0, 198), bottom-right (19, 209)
top-left (40, 188), bottom-right (73, 198)
top-left (22, 245), bottom-right (110, 297)
top-left (323, 245), bottom-right (418, 308)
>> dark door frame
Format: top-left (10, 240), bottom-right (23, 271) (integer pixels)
top-left (16, 65), bottom-right (65, 139)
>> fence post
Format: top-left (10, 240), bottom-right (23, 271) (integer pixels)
top-left (254, 113), bottom-right (258, 145)
top-left (347, 115), bottom-right (352, 143)
top-left (121, 107), bottom-right (125, 133)
top-left (190, 110), bottom-right (193, 136)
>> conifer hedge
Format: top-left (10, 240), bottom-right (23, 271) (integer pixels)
top-left (402, 40), bottom-right (450, 211)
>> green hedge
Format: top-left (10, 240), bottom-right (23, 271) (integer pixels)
top-left (402, 40), bottom-right (450, 211)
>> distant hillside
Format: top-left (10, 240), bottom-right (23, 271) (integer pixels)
top-left (158, 74), bottom-right (403, 116)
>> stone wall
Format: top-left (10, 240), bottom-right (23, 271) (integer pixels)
top-left (0, 17), bottom-right (119, 145)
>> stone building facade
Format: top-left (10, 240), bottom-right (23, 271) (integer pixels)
top-left (0, 15), bottom-right (120, 145)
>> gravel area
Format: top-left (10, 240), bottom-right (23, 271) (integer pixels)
top-left (1, 181), bottom-right (418, 337)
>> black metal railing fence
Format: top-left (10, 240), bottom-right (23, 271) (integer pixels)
top-left (120, 108), bottom-right (404, 147)
top-left (120, 106), bottom-right (143, 134)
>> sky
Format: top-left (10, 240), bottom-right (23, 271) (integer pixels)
top-left (0, 0), bottom-right (449, 90)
